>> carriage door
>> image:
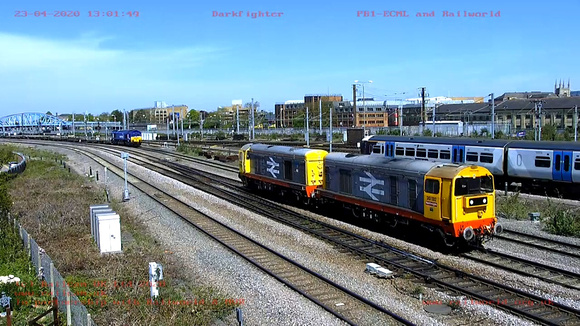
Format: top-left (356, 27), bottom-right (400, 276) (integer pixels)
top-left (424, 178), bottom-right (441, 221)
top-left (553, 151), bottom-right (572, 182)
top-left (452, 145), bottom-right (465, 163)
top-left (385, 142), bottom-right (395, 157)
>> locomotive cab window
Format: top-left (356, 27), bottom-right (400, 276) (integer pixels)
top-left (534, 156), bottom-right (551, 168)
top-left (425, 179), bottom-right (440, 194)
top-left (454, 175), bottom-right (494, 196)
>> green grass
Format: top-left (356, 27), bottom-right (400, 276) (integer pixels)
top-left (0, 215), bottom-right (60, 325)
top-left (497, 192), bottom-right (580, 237)
top-left (4, 145), bottom-right (237, 325)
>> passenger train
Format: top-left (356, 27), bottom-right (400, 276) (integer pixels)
top-left (361, 135), bottom-right (580, 193)
top-left (239, 143), bottom-right (502, 248)
top-left (111, 130), bottom-right (142, 147)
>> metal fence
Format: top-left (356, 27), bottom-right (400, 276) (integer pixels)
top-left (11, 214), bottom-right (96, 326)
top-left (0, 152), bottom-right (27, 174)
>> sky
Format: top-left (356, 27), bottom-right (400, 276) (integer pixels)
top-left (0, 0), bottom-right (578, 117)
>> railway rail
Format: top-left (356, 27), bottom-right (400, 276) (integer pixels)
top-left (462, 248), bottom-right (580, 291)
top-left (5, 139), bottom-right (580, 325)
top-left (71, 147), bottom-right (413, 326)
top-left (495, 229), bottom-right (580, 260)
top-left (113, 148), bottom-right (580, 326)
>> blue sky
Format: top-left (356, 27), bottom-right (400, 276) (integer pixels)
top-left (0, 0), bottom-right (578, 116)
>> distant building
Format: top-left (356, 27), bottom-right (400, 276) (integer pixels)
top-left (131, 103), bottom-right (188, 124)
top-left (275, 95), bottom-right (344, 128)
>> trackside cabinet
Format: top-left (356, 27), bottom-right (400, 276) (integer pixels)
top-left (95, 213), bottom-right (122, 254)
top-left (89, 204), bottom-right (122, 254)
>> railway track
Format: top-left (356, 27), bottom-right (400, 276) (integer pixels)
top-left (496, 229), bottom-right (580, 260)
top-left (72, 147), bottom-right (412, 326)
top-left (461, 248), bottom-right (580, 291)
top-left (114, 149), bottom-right (580, 326)
top-left (6, 139), bottom-right (580, 324)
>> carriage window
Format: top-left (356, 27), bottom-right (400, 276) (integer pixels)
top-left (395, 147), bottom-right (405, 156)
top-left (339, 169), bottom-right (351, 194)
top-left (405, 147), bottom-right (415, 157)
top-left (425, 179), bottom-right (440, 194)
top-left (390, 176), bottom-right (398, 205)
top-left (372, 145), bottom-right (383, 154)
top-left (428, 149), bottom-right (438, 158)
top-left (416, 148), bottom-right (427, 158)
top-left (408, 180), bottom-right (417, 209)
top-left (466, 152), bottom-right (478, 162)
top-left (574, 159), bottom-right (580, 171)
top-left (534, 156), bottom-right (551, 168)
top-left (480, 153), bottom-right (494, 163)
top-left (440, 150), bottom-right (451, 160)
top-left (284, 160), bottom-right (292, 180)
top-left (554, 154), bottom-right (561, 171)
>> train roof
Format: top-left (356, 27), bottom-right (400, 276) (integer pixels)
top-left (364, 135), bottom-right (511, 147)
top-left (112, 129), bottom-right (141, 134)
top-left (504, 140), bottom-right (580, 150)
top-left (325, 152), bottom-right (438, 175)
top-left (365, 135), bottom-right (580, 151)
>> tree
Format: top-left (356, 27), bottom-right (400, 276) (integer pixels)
top-left (292, 113), bottom-right (305, 128)
top-left (46, 111), bottom-right (53, 116)
top-left (98, 112), bottom-right (111, 122)
top-left (132, 109), bottom-right (150, 123)
top-left (202, 112), bottom-right (221, 129)
top-left (187, 109), bottom-right (200, 128)
top-left (111, 110), bottom-right (123, 124)
top-left (541, 124), bottom-right (557, 141)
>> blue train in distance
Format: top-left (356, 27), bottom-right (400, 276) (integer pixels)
top-left (111, 130), bottom-right (142, 147)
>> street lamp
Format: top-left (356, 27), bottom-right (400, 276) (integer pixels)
top-left (354, 80), bottom-right (373, 132)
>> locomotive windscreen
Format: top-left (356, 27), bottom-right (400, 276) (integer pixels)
top-left (454, 176), bottom-right (493, 196)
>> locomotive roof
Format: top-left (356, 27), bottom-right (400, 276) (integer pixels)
top-left (326, 152), bottom-right (490, 179)
top-left (247, 143), bottom-right (327, 156)
top-left (325, 152), bottom-right (439, 174)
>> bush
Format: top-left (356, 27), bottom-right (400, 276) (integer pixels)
top-left (544, 209), bottom-right (580, 236)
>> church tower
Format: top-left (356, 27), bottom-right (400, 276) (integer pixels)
top-left (555, 79), bottom-right (571, 97)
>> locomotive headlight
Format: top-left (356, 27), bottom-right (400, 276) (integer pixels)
top-left (469, 199), bottom-right (474, 205)
top-left (483, 198), bottom-right (487, 204)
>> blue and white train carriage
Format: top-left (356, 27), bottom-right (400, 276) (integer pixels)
top-left (361, 135), bottom-right (580, 191)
